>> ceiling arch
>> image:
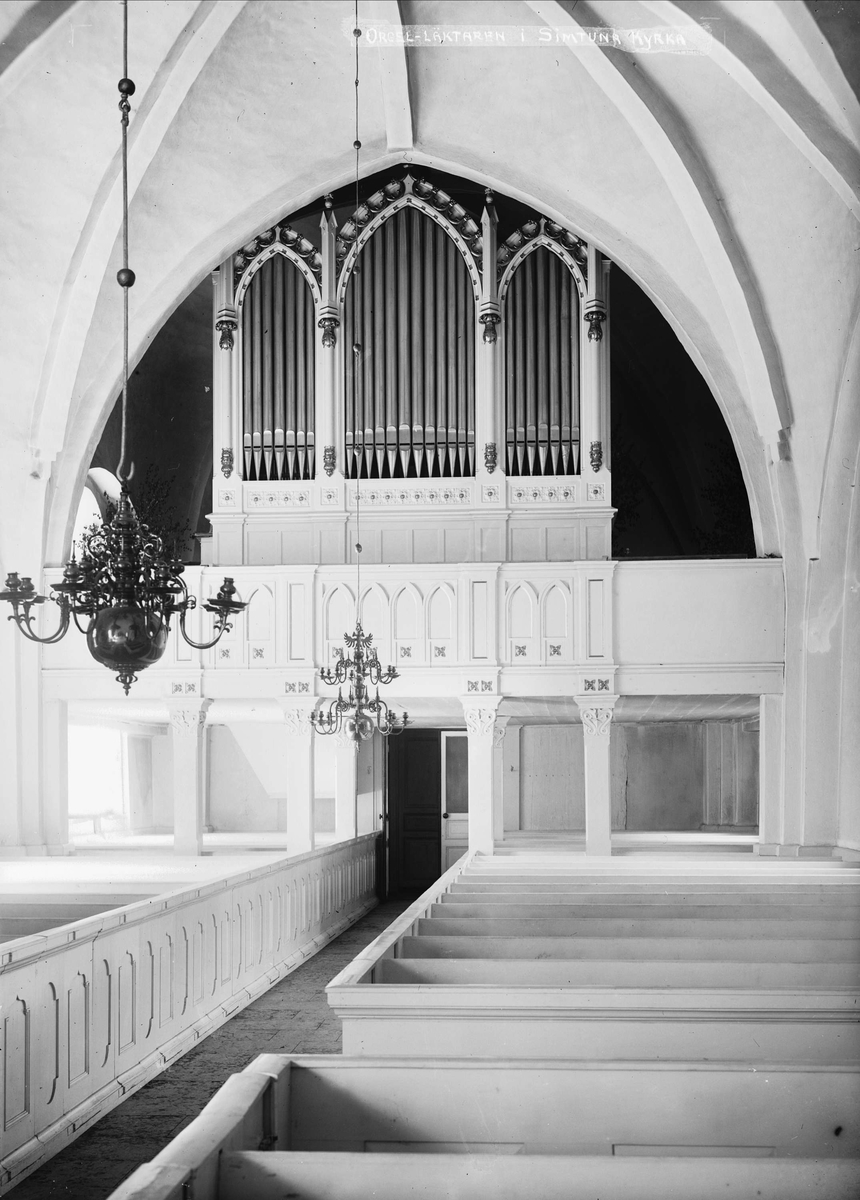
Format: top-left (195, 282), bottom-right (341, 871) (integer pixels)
top-left (1, 0), bottom-right (855, 567)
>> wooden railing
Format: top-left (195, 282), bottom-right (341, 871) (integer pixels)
top-left (0, 835), bottom-right (379, 1195)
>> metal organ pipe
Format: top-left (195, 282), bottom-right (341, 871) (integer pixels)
top-left (505, 246), bottom-right (580, 476)
top-left (239, 253), bottom-right (316, 481)
top-left (343, 206), bottom-right (476, 478)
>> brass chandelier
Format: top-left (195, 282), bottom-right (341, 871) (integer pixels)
top-left (310, 6), bottom-right (408, 746)
top-left (0, 0), bottom-right (245, 694)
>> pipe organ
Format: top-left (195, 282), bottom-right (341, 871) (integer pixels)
top-left (209, 171), bottom-right (612, 566)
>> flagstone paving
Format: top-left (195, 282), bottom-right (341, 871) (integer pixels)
top-left (12, 899), bottom-right (408, 1200)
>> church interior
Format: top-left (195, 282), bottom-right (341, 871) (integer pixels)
top-left (1, 1), bottom-right (859, 1196)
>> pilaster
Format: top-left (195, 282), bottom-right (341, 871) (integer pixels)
top-left (213, 262), bottom-right (238, 484)
top-left (477, 190), bottom-right (501, 480)
top-left (317, 196), bottom-right (339, 480)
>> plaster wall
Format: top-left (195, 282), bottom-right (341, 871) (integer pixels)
top-left (208, 724), bottom-right (276, 831)
top-left (515, 722), bottom-right (758, 833)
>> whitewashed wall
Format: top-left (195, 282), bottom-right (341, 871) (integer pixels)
top-left (513, 722), bottom-right (759, 833)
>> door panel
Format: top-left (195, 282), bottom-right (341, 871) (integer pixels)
top-left (442, 732), bottom-right (469, 870)
top-left (388, 731), bottom-right (441, 896)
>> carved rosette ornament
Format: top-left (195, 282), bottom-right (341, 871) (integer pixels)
top-left (319, 316), bottom-right (339, 348)
top-left (220, 448), bottom-right (234, 478)
top-left (323, 446), bottom-right (336, 477)
top-left (484, 442), bottom-right (498, 474)
top-left (215, 312), bottom-right (238, 351)
top-left (464, 707), bottom-right (499, 739)
top-left (480, 312), bottom-right (500, 344)
top-left (589, 441), bottom-right (603, 472)
top-left (581, 707), bottom-right (613, 738)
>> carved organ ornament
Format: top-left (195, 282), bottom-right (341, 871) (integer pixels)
top-left (224, 172), bottom-right (609, 484)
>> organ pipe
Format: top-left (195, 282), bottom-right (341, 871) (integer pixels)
top-left (241, 253), bottom-right (315, 481)
top-left (504, 246), bottom-right (580, 476)
top-left (343, 206), bottom-right (476, 479)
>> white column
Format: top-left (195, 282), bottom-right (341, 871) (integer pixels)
top-left (170, 702), bottom-right (211, 856)
top-left (280, 703), bottom-right (315, 854)
top-left (334, 737), bottom-right (358, 842)
top-left (463, 701), bottom-right (502, 854)
top-left (41, 698), bottom-right (70, 854)
top-left (757, 692), bottom-right (786, 855)
top-left (577, 701), bottom-right (616, 856)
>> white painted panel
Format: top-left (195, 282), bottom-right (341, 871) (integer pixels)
top-left (587, 578), bottom-right (605, 657)
top-left (393, 588), bottom-right (420, 639)
top-left (288, 583), bottom-right (306, 661)
top-left (382, 529), bottom-right (411, 563)
top-left (543, 584), bottom-right (569, 637)
top-left (428, 587), bottom-right (454, 639)
top-left (248, 584), bottom-right (273, 642)
top-left (470, 581), bottom-right (488, 660)
top-left (246, 530), bottom-right (281, 565)
top-left (614, 562), bottom-right (784, 667)
top-left (508, 586), bottom-right (534, 638)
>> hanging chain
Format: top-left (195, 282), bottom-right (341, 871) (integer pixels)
top-left (116, 0), bottom-right (136, 483)
top-left (353, 2), bottom-right (362, 624)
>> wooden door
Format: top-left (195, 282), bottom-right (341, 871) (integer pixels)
top-left (387, 730), bottom-right (441, 897)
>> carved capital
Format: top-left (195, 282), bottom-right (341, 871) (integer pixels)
top-left (323, 445), bottom-right (336, 477)
top-left (215, 311), bottom-right (238, 351)
top-left (580, 706), bottom-right (613, 738)
top-left (220, 447), bottom-right (234, 478)
top-left (483, 442), bottom-right (497, 474)
top-left (463, 706), bottom-right (500, 739)
top-left (169, 707), bottom-right (208, 737)
top-left (584, 309), bottom-right (606, 342)
top-left (589, 440), bottom-right (603, 472)
top-left (479, 311), bottom-right (501, 344)
top-left (281, 705), bottom-right (313, 737)
top-left (319, 315), bottom-right (339, 348)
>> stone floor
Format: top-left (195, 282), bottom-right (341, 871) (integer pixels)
top-left (11, 899), bottom-right (409, 1200)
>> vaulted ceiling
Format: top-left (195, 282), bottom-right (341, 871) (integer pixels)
top-left (1, 0), bottom-right (858, 570)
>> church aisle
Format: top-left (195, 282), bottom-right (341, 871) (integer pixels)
top-left (10, 901), bottom-right (409, 1200)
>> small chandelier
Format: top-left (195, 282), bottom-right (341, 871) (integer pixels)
top-left (310, 8), bottom-right (407, 747)
top-left (0, 1), bottom-right (245, 694)
top-left (310, 622), bottom-right (408, 743)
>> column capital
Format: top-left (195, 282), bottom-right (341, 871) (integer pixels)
top-left (168, 699), bottom-right (211, 737)
top-left (461, 697), bottom-right (503, 740)
top-left (277, 699), bottom-right (317, 737)
top-left (576, 698), bottom-right (616, 739)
